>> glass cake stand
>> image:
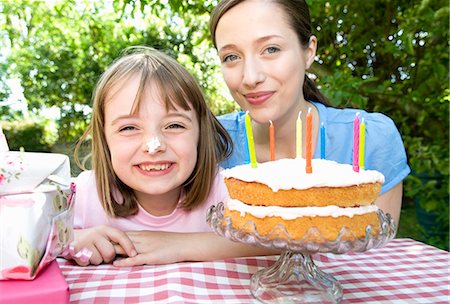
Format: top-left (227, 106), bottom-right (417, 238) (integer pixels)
top-left (207, 202), bottom-right (396, 304)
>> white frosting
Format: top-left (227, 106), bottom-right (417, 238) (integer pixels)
top-left (147, 137), bottom-right (161, 153)
top-left (221, 158), bottom-right (384, 191)
top-left (228, 199), bottom-right (379, 220)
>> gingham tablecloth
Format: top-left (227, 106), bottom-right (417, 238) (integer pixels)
top-left (58, 238), bottom-right (449, 303)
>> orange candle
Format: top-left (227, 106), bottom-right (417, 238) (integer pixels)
top-left (306, 107), bottom-right (312, 173)
top-left (269, 120), bottom-right (275, 161)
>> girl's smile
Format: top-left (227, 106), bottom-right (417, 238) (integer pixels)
top-left (104, 73), bottom-right (199, 213)
top-left (136, 161), bottom-right (174, 175)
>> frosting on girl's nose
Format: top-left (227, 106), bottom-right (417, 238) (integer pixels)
top-left (146, 137), bottom-right (161, 153)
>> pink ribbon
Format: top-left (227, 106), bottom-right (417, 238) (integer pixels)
top-left (61, 244), bottom-right (92, 263)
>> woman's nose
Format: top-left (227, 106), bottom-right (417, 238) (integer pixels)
top-left (242, 57), bottom-right (265, 88)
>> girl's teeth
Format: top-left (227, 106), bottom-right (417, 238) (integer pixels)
top-left (140, 163), bottom-right (170, 171)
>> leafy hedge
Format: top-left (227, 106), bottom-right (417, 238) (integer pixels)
top-left (0, 0), bottom-right (448, 250)
top-left (2, 118), bottom-right (58, 152)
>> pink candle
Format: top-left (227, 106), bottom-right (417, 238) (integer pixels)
top-left (306, 108), bottom-right (312, 173)
top-left (353, 112), bottom-right (360, 172)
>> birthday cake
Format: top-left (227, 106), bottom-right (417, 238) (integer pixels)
top-left (220, 158), bottom-right (385, 241)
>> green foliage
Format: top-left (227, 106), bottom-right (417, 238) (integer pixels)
top-left (0, 0), bottom-right (448, 248)
top-left (308, 0), bottom-right (449, 250)
top-left (2, 118), bottom-right (58, 152)
top-left (0, 0), bottom-right (234, 141)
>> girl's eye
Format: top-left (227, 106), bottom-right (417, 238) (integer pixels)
top-left (119, 126), bottom-right (137, 132)
top-left (265, 46), bottom-right (280, 54)
top-left (222, 54), bottom-right (239, 63)
top-left (166, 123), bottom-right (185, 130)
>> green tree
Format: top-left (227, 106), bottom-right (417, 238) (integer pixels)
top-left (0, 0), bottom-right (235, 143)
top-left (0, 0), bottom-right (448, 249)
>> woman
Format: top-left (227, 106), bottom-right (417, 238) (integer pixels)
top-left (210, 0), bottom-right (410, 225)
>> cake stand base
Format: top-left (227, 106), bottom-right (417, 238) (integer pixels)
top-left (250, 251), bottom-right (343, 304)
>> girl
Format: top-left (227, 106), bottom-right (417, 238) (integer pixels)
top-left (210, 0), bottom-right (410, 225)
top-left (71, 46), bottom-right (275, 266)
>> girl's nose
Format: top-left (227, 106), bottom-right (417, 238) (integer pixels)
top-left (144, 136), bottom-right (164, 154)
top-left (242, 57), bottom-right (265, 88)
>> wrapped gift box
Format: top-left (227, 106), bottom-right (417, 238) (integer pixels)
top-left (0, 150), bottom-right (75, 280)
top-left (0, 260), bottom-right (69, 303)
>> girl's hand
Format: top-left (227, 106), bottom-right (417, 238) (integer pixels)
top-left (72, 226), bottom-right (137, 266)
top-left (112, 231), bottom-right (184, 266)
top-left (112, 231), bottom-right (279, 267)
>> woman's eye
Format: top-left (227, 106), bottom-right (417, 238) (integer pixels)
top-left (265, 46), bottom-right (280, 54)
top-left (223, 54), bottom-right (239, 63)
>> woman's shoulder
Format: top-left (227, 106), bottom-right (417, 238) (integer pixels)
top-left (315, 102), bottom-right (394, 125)
top-left (314, 102), bottom-right (410, 192)
top-left (217, 111), bottom-right (246, 131)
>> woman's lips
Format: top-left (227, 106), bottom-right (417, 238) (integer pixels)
top-left (244, 91), bottom-right (274, 106)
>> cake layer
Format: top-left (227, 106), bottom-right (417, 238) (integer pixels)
top-left (220, 158), bottom-right (385, 191)
top-left (224, 208), bottom-right (380, 241)
top-left (227, 199), bottom-right (379, 219)
top-left (224, 178), bottom-right (382, 207)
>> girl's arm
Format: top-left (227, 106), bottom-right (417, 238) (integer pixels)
top-left (112, 231), bottom-right (279, 267)
top-left (71, 226), bottom-right (137, 266)
top-left (374, 182), bottom-right (403, 226)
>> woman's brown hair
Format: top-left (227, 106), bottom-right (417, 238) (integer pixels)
top-left (75, 46), bottom-right (232, 217)
top-left (210, 0), bottom-right (329, 106)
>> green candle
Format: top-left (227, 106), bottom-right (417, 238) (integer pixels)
top-left (245, 111), bottom-right (258, 168)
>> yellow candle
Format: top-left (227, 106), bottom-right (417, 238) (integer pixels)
top-left (359, 118), bottom-right (365, 170)
top-left (296, 111), bottom-right (302, 158)
top-left (245, 111), bottom-right (258, 168)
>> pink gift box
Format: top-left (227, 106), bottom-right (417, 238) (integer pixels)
top-left (0, 151), bottom-right (75, 280)
top-left (0, 260), bottom-right (69, 303)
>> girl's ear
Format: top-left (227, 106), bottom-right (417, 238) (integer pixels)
top-left (305, 35), bottom-right (317, 69)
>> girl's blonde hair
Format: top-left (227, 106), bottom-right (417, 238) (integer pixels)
top-left (75, 46), bottom-right (232, 217)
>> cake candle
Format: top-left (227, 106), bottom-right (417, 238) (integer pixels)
top-left (353, 112), bottom-right (360, 172)
top-left (269, 120), bottom-right (275, 161)
top-left (320, 122), bottom-right (325, 159)
top-left (296, 111), bottom-right (302, 158)
top-left (245, 111), bottom-right (258, 168)
top-left (359, 118), bottom-right (365, 170)
top-left (306, 107), bottom-right (312, 173)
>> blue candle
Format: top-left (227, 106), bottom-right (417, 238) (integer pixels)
top-left (320, 122), bottom-right (325, 159)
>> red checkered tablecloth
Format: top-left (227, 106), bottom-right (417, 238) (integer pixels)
top-left (58, 238), bottom-right (449, 303)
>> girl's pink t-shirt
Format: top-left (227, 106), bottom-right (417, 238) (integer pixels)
top-left (72, 170), bottom-right (228, 232)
